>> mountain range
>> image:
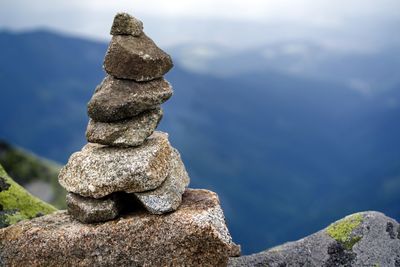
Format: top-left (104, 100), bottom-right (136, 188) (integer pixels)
top-left (0, 29), bottom-right (399, 254)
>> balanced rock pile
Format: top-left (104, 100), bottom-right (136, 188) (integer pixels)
top-left (0, 13), bottom-right (240, 266)
top-left (59, 13), bottom-right (188, 223)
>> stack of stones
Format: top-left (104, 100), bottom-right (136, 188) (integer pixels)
top-left (58, 13), bottom-right (190, 223)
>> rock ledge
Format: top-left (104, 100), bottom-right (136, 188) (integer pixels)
top-left (229, 211), bottom-right (400, 267)
top-left (0, 189), bottom-right (239, 266)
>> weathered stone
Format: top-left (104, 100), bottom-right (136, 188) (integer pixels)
top-left (135, 148), bottom-right (190, 214)
top-left (110, 13), bottom-right (143, 36)
top-left (86, 108), bottom-right (163, 147)
top-left (87, 75), bottom-right (172, 122)
top-left (229, 211), bottom-right (400, 267)
top-left (0, 189), bottom-right (240, 266)
top-left (59, 131), bottom-right (172, 198)
top-left (103, 34), bottom-right (173, 81)
top-left (66, 193), bottom-right (120, 223)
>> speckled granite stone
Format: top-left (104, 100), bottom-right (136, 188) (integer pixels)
top-left (87, 75), bottom-right (172, 122)
top-left (135, 148), bottom-right (190, 214)
top-left (110, 13), bottom-right (143, 36)
top-left (66, 193), bottom-right (120, 223)
top-left (59, 131), bottom-right (172, 198)
top-left (103, 34), bottom-right (173, 81)
top-left (86, 108), bottom-right (163, 147)
top-left (0, 189), bottom-right (240, 266)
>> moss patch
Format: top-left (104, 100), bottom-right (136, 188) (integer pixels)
top-left (0, 141), bottom-right (66, 208)
top-left (326, 213), bottom-right (363, 250)
top-left (0, 164), bottom-right (57, 227)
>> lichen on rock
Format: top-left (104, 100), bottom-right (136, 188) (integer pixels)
top-left (229, 211), bottom-right (400, 267)
top-left (0, 164), bottom-right (57, 228)
top-left (326, 213), bottom-right (363, 250)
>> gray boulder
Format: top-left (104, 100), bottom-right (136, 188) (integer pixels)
top-left (103, 34), bottom-right (173, 81)
top-left (110, 13), bottom-right (143, 36)
top-left (229, 211), bottom-right (400, 267)
top-left (0, 189), bottom-right (240, 266)
top-left (86, 108), bottom-right (163, 147)
top-left (135, 148), bottom-right (190, 214)
top-left (59, 131), bottom-right (172, 198)
top-left (87, 75), bottom-right (172, 122)
top-left (66, 193), bottom-right (120, 224)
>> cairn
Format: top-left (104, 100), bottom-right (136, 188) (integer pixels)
top-left (59, 13), bottom-right (190, 223)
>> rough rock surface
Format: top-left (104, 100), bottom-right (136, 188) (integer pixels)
top-left (86, 108), bottom-right (163, 147)
top-left (0, 189), bottom-right (239, 267)
top-left (135, 148), bottom-right (190, 214)
top-left (59, 132), bottom-right (172, 198)
top-left (229, 211), bottom-right (400, 267)
top-left (110, 12), bottom-right (143, 36)
top-left (87, 75), bottom-right (172, 122)
top-left (66, 193), bottom-right (120, 223)
top-left (103, 34), bottom-right (173, 81)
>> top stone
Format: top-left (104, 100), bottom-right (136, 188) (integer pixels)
top-left (110, 13), bottom-right (144, 36)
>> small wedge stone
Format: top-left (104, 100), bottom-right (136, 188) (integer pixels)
top-left (110, 13), bottom-right (143, 36)
top-left (135, 148), bottom-right (190, 214)
top-left (66, 193), bottom-right (119, 223)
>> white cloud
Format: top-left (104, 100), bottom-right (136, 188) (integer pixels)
top-left (349, 79), bottom-right (373, 96)
top-left (0, 0), bottom-right (399, 48)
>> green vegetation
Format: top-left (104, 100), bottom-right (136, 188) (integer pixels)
top-left (0, 164), bottom-right (57, 227)
top-left (326, 213), bottom-right (363, 250)
top-left (0, 141), bottom-right (66, 208)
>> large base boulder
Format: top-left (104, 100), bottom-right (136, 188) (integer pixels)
top-left (229, 211), bottom-right (400, 267)
top-left (0, 189), bottom-right (240, 266)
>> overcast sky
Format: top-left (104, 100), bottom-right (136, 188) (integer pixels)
top-left (1, 0), bottom-right (400, 49)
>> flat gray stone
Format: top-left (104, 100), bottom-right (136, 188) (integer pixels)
top-left (86, 108), bottom-right (163, 147)
top-left (135, 148), bottom-right (190, 214)
top-left (103, 34), bottom-right (173, 81)
top-left (110, 13), bottom-right (143, 36)
top-left (66, 193), bottom-right (119, 224)
top-left (229, 211), bottom-right (400, 267)
top-left (87, 75), bottom-right (172, 122)
top-left (0, 189), bottom-right (240, 267)
top-left (59, 131), bottom-right (172, 198)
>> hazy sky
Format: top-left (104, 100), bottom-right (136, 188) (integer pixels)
top-left (1, 0), bottom-right (400, 49)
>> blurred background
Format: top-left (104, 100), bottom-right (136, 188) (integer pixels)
top-left (1, 0), bottom-right (400, 255)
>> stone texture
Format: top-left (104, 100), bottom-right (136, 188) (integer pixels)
top-left (86, 107), bottom-right (163, 147)
top-left (103, 34), bottom-right (173, 81)
top-left (66, 193), bottom-right (120, 224)
top-left (0, 189), bottom-right (240, 267)
top-left (59, 131), bottom-right (172, 198)
top-left (229, 211), bottom-right (400, 267)
top-left (135, 148), bottom-right (190, 214)
top-left (110, 12), bottom-right (143, 36)
top-left (87, 75), bottom-right (172, 122)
